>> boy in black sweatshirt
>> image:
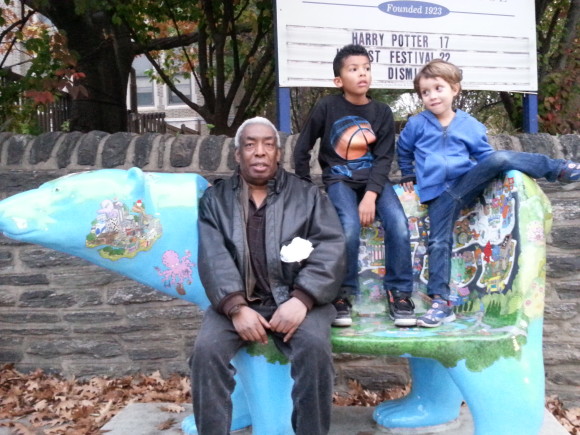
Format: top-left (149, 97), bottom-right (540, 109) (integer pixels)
top-left (294, 44), bottom-right (414, 327)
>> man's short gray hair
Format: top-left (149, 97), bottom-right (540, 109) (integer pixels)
top-left (234, 117), bottom-right (281, 149)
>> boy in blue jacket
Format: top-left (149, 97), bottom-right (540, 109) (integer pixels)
top-left (295, 44), bottom-right (415, 327)
top-left (398, 59), bottom-right (580, 327)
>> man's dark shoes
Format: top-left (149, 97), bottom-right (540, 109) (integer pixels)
top-left (388, 290), bottom-right (417, 327)
top-left (558, 161), bottom-right (580, 183)
top-left (332, 298), bottom-right (352, 327)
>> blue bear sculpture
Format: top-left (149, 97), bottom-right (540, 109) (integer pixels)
top-left (0, 168), bottom-right (293, 434)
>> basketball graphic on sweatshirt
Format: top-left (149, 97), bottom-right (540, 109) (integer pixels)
top-left (330, 115), bottom-right (377, 160)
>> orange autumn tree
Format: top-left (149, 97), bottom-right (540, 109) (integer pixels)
top-left (13, 0), bottom-right (275, 135)
top-left (0, 1), bottom-right (86, 133)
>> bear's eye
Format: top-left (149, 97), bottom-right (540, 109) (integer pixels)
top-left (54, 187), bottom-right (60, 193)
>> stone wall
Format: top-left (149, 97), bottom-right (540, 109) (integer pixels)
top-left (0, 131), bottom-right (579, 407)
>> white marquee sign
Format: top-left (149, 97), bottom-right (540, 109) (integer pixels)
top-left (276, 0), bottom-right (538, 92)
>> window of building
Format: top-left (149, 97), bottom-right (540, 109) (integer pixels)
top-left (133, 56), bottom-right (155, 107)
top-left (167, 75), bottom-right (194, 106)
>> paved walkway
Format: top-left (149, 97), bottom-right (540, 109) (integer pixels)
top-left (98, 403), bottom-right (569, 435)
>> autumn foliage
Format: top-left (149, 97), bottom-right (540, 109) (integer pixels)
top-left (0, 364), bottom-right (578, 434)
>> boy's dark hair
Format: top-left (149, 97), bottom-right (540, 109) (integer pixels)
top-left (413, 59), bottom-right (463, 98)
top-left (333, 44), bottom-right (370, 77)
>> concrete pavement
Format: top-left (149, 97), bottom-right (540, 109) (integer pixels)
top-left (98, 402), bottom-right (570, 435)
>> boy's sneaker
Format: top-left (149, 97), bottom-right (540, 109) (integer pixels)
top-left (388, 290), bottom-right (417, 327)
top-left (416, 298), bottom-right (456, 328)
top-left (558, 161), bottom-right (580, 183)
top-left (332, 298), bottom-right (352, 327)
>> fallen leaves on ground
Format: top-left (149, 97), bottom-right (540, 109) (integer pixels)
top-left (0, 364), bottom-right (577, 434)
top-left (547, 395), bottom-right (580, 434)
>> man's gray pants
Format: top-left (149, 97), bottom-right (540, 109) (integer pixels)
top-left (190, 303), bottom-right (336, 435)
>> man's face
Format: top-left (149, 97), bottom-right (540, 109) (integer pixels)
top-left (235, 123), bottom-right (280, 187)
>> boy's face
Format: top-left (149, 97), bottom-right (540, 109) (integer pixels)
top-left (418, 76), bottom-right (460, 122)
top-left (333, 55), bottom-right (371, 98)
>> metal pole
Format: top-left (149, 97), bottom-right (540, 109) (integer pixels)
top-left (523, 93), bottom-right (538, 133)
top-left (276, 86), bottom-right (292, 134)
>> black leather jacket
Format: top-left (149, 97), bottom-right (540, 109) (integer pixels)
top-left (198, 167), bottom-right (346, 314)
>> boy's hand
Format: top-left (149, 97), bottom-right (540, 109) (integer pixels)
top-left (402, 181), bottom-right (415, 193)
top-left (359, 191), bottom-right (377, 226)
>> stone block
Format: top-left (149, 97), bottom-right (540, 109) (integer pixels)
top-left (126, 305), bottom-right (200, 323)
top-left (0, 311), bottom-right (61, 324)
top-left (543, 342), bottom-right (580, 364)
top-left (63, 362), bottom-right (149, 378)
top-left (63, 311), bottom-right (123, 323)
top-left (0, 349), bottom-right (23, 362)
top-left (0, 336), bottom-right (23, 346)
top-left (488, 134), bottom-right (522, 151)
top-left (107, 282), bottom-right (175, 305)
top-left (134, 132), bottom-right (160, 168)
top-left (518, 133), bottom-right (561, 157)
top-left (0, 249), bottom-right (12, 268)
top-left (170, 135), bottom-right (198, 167)
top-left (544, 301), bottom-right (577, 321)
top-left (0, 273), bottom-right (49, 286)
top-left (0, 292), bottom-right (16, 306)
top-left (546, 366), bottom-right (580, 386)
top-left (550, 226), bottom-right (580, 250)
top-left (29, 132), bottom-right (63, 164)
top-left (56, 131), bottom-right (83, 168)
top-left (560, 134), bottom-right (580, 160)
top-left (7, 134), bottom-right (32, 165)
top-left (102, 132), bottom-right (134, 168)
top-left (19, 247), bottom-right (87, 268)
top-left (27, 338), bottom-right (124, 358)
top-left (547, 253), bottom-right (580, 279)
top-left (553, 281), bottom-right (580, 300)
top-left (77, 290), bottom-right (104, 307)
top-left (19, 289), bottom-right (76, 308)
top-left (72, 323), bottom-right (161, 334)
top-left (52, 268), bottom-right (127, 288)
top-left (128, 347), bottom-right (180, 361)
top-left (77, 130), bottom-right (109, 165)
top-left (121, 332), bottom-right (180, 344)
top-left (198, 135), bottom-right (227, 171)
top-left (550, 199), bottom-right (580, 221)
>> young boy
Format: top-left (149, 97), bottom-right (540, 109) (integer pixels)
top-left (398, 59), bottom-right (580, 328)
top-left (294, 44), bottom-right (415, 327)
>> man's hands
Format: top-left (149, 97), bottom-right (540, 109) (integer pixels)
top-left (231, 306), bottom-right (271, 344)
top-left (231, 297), bottom-right (308, 344)
top-left (270, 297), bottom-right (308, 342)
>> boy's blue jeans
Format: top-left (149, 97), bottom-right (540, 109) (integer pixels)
top-left (327, 180), bottom-right (413, 298)
top-left (426, 150), bottom-right (566, 300)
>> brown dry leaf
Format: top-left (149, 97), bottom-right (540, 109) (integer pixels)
top-left (160, 403), bottom-right (185, 413)
top-left (33, 399), bottom-right (48, 412)
top-left (157, 417), bottom-right (177, 430)
top-left (566, 408), bottom-right (580, 426)
top-left (94, 400), bottom-right (115, 425)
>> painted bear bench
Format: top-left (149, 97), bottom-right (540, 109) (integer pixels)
top-left (0, 168), bottom-right (551, 435)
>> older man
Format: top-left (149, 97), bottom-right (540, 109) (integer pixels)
top-left (191, 117), bottom-right (346, 434)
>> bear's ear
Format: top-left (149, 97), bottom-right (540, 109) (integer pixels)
top-left (127, 167), bottom-right (146, 198)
